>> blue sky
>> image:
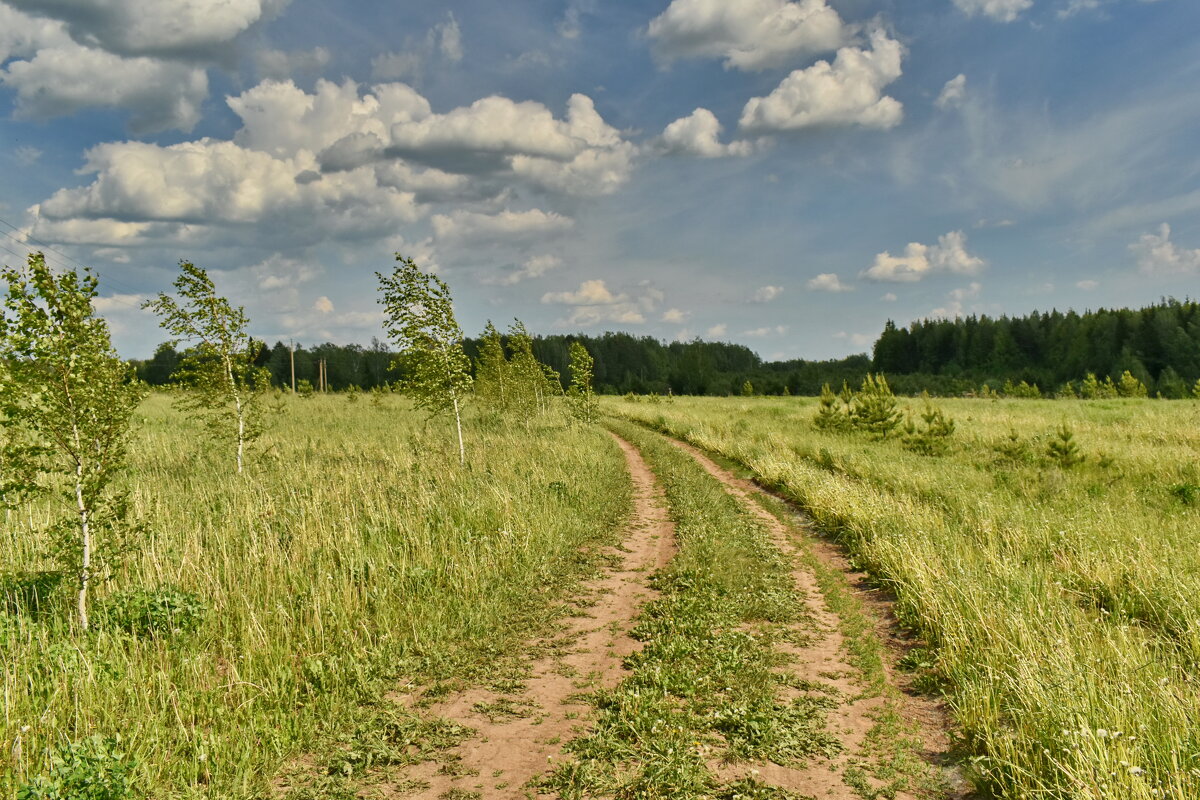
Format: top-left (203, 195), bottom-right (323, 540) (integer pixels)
top-left (1, 0), bottom-right (1197, 359)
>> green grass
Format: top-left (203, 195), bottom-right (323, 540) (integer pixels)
top-left (611, 395), bottom-right (1200, 799)
top-left (1, 392), bottom-right (630, 798)
top-left (540, 419), bottom-right (840, 798)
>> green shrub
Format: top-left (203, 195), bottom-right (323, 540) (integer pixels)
top-left (95, 586), bottom-right (206, 637)
top-left (17, 735), bottom-right (137, 800)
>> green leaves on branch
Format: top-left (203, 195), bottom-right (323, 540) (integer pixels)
top-left (473, 318), bottom-right (565, 420)
top-left (0, 253), bottom-right (144, 630)
top-left (142, 262), bottom-right (270, 474)
top-left (377, 254), bottom-right (472, 464)
top-left (566, 341), bottom-right (598, 424)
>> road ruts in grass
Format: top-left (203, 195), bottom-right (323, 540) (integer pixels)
top-left (537, 420), bottom-right (877, 799)
top-left (315, 429), bottom-right (678, 799)
top-left (663, 434), bottom-right (969, 800)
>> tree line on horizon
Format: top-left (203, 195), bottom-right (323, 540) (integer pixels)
top-left (132, 297), bottom-right (1200, 398)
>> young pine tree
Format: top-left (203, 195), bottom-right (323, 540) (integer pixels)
top-left (566, 341), bottom-right (599, 424)
top-left (851, 373), bottom-right (902, 439)
top-left (377, 255), bottom-right (473, 465)
top-left (143, 262), bottom-right (270, 475)
top-left (0, 253), bottom-right (145, 630)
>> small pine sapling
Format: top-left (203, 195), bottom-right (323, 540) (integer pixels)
top-left (741, 380), bottom-right (754, 397)
top-left (902, 394), bottom-right (956, 456)
top-left (813, 383), bottom-right (849, 431)
top-left (1046, 423), bottom-right (1084, 468)
top-left (1115, 370), bottom-right (1148, 398)
top-left (0, 253), bottom-right (145, 630)
top-left (1194, 378), bottom-right (1200, 399)
top-left (143, 262), bottom-right (271, 474)
top-left (851, 373), bottom-right (902, 439)
top-left (377, 255), bottom-right (473, 465)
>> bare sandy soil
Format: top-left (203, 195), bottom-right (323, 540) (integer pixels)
top-left (378, 432), bottom-right (675, 798)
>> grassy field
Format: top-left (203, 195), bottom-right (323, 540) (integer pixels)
top-left (611, 394), bottom-right (1200, 799)
top-left (1, 393), bottom-right (630, 798)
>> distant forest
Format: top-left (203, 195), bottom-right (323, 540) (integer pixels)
top-left (132, 299), bottom-right (1200, 397)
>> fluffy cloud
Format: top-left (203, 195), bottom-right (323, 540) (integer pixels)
top-left (1075, 279), bottom-right (1098, 290)
top-left (739, 30), bottom-right (904, 133)
top-left (542, 279), bottom-right (621, 306)
top-left (806, 273), bottom-right (852, 292)
top-left (661, 308), bottom-right (689, 323)
top-left (432, 208), bottom-right (573, 245)
top-left (936, 74), bottom-right (967, 110)
top-left (862, 231), bottom-right (985, 282)
top-left (661, 108), bottom-right (755, 157)
top-left (3, 0), bottom-right (289, 59)
top-left (951, 0), bottom-right (1033, 22)
top-left (751, 285), bottom-right (784, 302)
top-left (647, 0), bottom-right (846, 71)
top-left (31, 136), bottom-right (421, 251)
top-left (706, 323), bottom-right (728, 338)
top-left (282, 83), bottom-right (635, 197)
top-left (2, 41), bottom-right (208, 132)
top-left (312, 296), bottom-right (334, 314)
top-left (541, 279), bottom-right (664, 326)
top-left (389, 93), bottom-right (621, 167)
top-left (1130, 223), bottom-right (1200, 275)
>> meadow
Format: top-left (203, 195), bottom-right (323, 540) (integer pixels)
top-left (1, 393), bottom-right (630, 798)
top-left (612, 394), bottom-right (1200, 799)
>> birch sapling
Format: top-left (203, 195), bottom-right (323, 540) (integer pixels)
top-left (143, 262), bottom-right (270, 474)
top-left (377, 255), bottom-right (473, 465)
top-left (0, 253), bottom-right (144, 630)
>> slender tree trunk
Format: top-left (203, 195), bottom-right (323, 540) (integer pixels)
top-left (452, 391), bottom-right (465, 467)
top-left (236, 399), bottom-right (245, 474)
top-left (74, 461), bottom-right (90, 631)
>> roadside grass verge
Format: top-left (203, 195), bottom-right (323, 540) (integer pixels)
top-left (1, 393), bottom-right (630, 799)
top-left (612, 396), bottom-right (1200, 799)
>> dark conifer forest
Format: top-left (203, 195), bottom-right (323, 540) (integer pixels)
top-left (132, 299), bottom-right (1200, 397)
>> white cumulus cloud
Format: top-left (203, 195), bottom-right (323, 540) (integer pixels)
top-left (661, 308), bottom-right (689, 323)
top-left (1130, 223), bottom-right (1200, 275)
top-left (806, 273), bottom-right (852, 292)
top-left (647, 0), bottom-right (847, 71)
top-left (706, 323), bottom-right (727, 338)
top-left (1, 38), bottom-right (209, 133)
top-left (661, 108), bottom-right (755, 157)
top-left (3, 0), bottom-right (289, 59)
top-left (432, 208), bottom-right (574, 245)
top-left (738, 30), bottom-right (904, 133)
top-left (862, 230), bottom-right (986, 282)
top-left (541, 279), bottom-right (663, 326)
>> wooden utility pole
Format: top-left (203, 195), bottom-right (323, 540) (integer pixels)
top-left (289, 340), bottom-right (296, 393)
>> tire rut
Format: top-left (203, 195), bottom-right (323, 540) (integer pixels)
top-left (379, 431), bottom-right (675, 799)
top-left (664, 435), bottom-right (969, 800)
